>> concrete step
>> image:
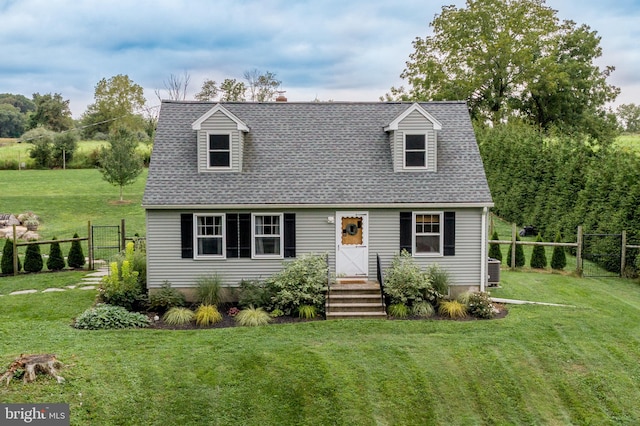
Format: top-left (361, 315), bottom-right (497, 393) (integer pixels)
top-left (327, 294), bottom-right (383, 304)
top-left (326, 302), bottom-right (386, 313)
top-left (326, 311), bottom-right (388, 319)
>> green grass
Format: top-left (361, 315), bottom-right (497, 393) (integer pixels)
top-left (2, 270), bottom-right (640, 424)
top-left (615, 133), bottom-right (640, 151)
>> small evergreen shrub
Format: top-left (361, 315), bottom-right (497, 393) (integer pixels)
top-left (383, 250), bottom-right (430, 305)
top-left (74, 304), bottom-right (150, 330)
top-left (67, 233), bottom-right (85, 268)
top-left (238, 279), bottom-right (272, 309)
top-left (530, 234), bottom-right (547, 269)
top-left (1, 238), bottom-right (21, 274)
top-left (98, 260), bottom-right (143, 311)
top-left (195, 275), bottom-right (222, 306)
top-left (438, 300), bottom-right (467, 319)
top-left (148, 281), bottom-right (186, 313)
top-left (46, 237), bottom-right (66, 271)
top-left (466, 292), bottom-right (495, 319)
top-left (297, 305), bottom-right (317, 319)
top-left (235, 307), bottom-right (272, 326)
top-left (506, 235), bottom-right (526, 267)
top-left (412, 301), bottom-right (435, 318)
top-left (551, 232), bottom-right (567, 270)
top-left (488, 231), bottom-right (503, 262)
top-left (23, 243), bottom-right (43, 273)
top-left (388, 303), bottom-right (410, 318)
top-left (163, 307), bottom-right (195, 326)
top-left (194, 304), bottom-right (223, 326)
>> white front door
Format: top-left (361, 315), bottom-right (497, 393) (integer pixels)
top-left (336, 211), bottom-right (368, 277)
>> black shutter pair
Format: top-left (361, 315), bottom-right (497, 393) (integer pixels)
top-left (181, 213), bottom-right (296, 259)
top-left (399, 211), bottom-right (455, 256)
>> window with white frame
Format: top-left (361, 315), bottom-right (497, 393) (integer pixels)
top-left (194, 214), bottom-right (225, 257)
top-left (252, 214), bottom-right (283, 257)
top-left (404, 134), bottom-right (427, 168)
top-left (208, 134), bottom-right (231, 168)
top-left (414, 212), bottom-right (442, 255)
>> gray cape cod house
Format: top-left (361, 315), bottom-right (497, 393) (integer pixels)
top-left (143, 100), bottom-right (494, 299)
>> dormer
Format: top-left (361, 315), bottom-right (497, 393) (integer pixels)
top-left (192, 104), bottom-right (250, 173)
top-left (384, 103), bottom-right (442, 173)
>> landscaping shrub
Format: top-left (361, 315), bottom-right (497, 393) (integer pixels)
top-left (23, 243), bottom-right (43, 273)
top-left (163, 307), bottom-right (195, 326)
top-left (466, 292), bottom-right (495, 319)
top-left (148, 281), bottom-right (186, 313)
top-left (235, 307), bottom-right (272, 326)
top-left (489, 230), bottom-right (503, 262)
top-left (388, 303), bottom-right (410, 318)
top-left (46, 237), bottom-right (66, 271)
top-left (427, 263), bottom-right (450, 298)
top-left (113, 241), bottom-right (146, 288)
top-left (530, 234), bottom-right (547, 269)
top-left (297, 305), bottom-right (317, 319)
top-left (383, 250), bottom-right (431, 306)
top-left (411, 301), bottom-right (435, 318)
top-left (438, 300), bottom-right (467, 319)
top-left (551, 232), bottom-right (567, 270)
top-left (98, 260), bottom-right (144, 311)
top-left (74, 304), bottom-right (150, 330)
top-left (195, 274), bottom-right (222, 306)
top-left (506, 235), bottom-right (526, 267)
top-left (238, 279), bottom-right (272, 309)
top-left (266, 253), bottom-right (327, 316)
top-left (269, 308), bottom-right (284, 318)
top-left (194, 304), bottom-right (223, 326)
top-left (1, 238), bottom-right (21, 274)
top-left (67, 233), bottom-right (85, 268)
top-left (51, 131), bottom-right (78, 168)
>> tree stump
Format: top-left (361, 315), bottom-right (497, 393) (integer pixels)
top-left (0, 354), bottom-right (65, 385)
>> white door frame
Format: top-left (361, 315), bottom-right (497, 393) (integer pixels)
top-left (335, 211), bottom-right (369, 277)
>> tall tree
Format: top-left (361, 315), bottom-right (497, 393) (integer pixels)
top-left (0, 104), bottom-right (26, 137)
top-left (82, 74), bottom-right (146, 137)
top-left (195, 79), bottom-right (219, 101)
top-left (99, 127), bottom-right (143, 201)
top-left (219, 79), bottom-right (246, 101)
top-left (244, 69), bottom-right (281, 102)
top-left (29, 93), bottom-right (74, 131)
top-left (395, 0), bottom-right (618, 138)
top-left (617, 103), bottom-right (640, 133)
top-left (0, 93), bottom-right (35, 114)
top-left (155, 71), bottom-right (191, 101)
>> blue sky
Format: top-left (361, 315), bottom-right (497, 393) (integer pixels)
top-left (1, 0), bottom-right (639, 117)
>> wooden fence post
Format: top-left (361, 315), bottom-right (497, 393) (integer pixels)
top-left (120, 218), bottom-right (126, 251)
top-left (12, 224), bottom-right (18, 276)
top-left (511, 222), bottom-right (517, 269)
top-left (576, 226), bottom-right (583, 276)
top-left (621, 230), bottom-right (627, 277)
top-left (88, 221), bottom-right (93, 271)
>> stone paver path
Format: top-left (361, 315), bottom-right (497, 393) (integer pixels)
top-left (3, 267), bottom-right (108, 296)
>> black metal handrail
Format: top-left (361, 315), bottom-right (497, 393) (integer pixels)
top-left (376, 254), bottom-right (385, 310)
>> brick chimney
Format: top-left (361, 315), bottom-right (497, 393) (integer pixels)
top-left (275, 91), bottom-right (287, 102)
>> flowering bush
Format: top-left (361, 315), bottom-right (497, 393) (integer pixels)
top-left (227, 307), bottom-right (240, 317)
top-left (383, 250), bottom-right (430, 305)
top-left (467, 292), bottom-right (495, 319)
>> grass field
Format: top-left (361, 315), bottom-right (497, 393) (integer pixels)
top-left (615, 133), bottom-right (640, 151)
top-left (1, 270), bottom-right (640, 424)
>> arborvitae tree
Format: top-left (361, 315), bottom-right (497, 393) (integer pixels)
top-left (551, 232), bottom-right (567, 270)
top-left (24, 243), bottom-right (43, 273)
top-left (1, 238), bottom-right (21, 274)
top-left (488, 230), bottom-right (503, 262)
top-left (506, 235), bottom-right (526, 267)
top-left (47, 237), bottom-right (66, 271)
top-left (68, 233), bottom-right (86, 268)
top-left (530, 234), bottom-right (547, 269)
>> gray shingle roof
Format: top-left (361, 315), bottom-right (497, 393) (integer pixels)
top-left (143, 101), bottom-right (493, 207)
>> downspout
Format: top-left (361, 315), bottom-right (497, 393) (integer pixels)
top-left (480, 207), bottom-right (488, 292)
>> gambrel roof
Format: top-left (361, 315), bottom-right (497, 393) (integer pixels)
top-left (143, 101), bottom-right (493, 208)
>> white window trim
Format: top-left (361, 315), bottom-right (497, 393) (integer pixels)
top-left (207, 132), bottom-right (232, 170)
top-left (403, 133), bottom-right (428, 170)
top-left (251, 213), bottom-right (284, 259)
top-left (412, 211), bottom-right (443, 257)
top-left (193, 213), bottom-right (226, 259)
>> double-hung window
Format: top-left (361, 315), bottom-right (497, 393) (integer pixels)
top-left (194, 214), bottom-right (225, 258)
top-left (208, 134), bottom-right (231, 168)
top-left (404, 134), bottom-right (427, 169)
top-left (413, 212), bottom-right (442, 255)
top-left (252, 213), bottom-right (283, 258)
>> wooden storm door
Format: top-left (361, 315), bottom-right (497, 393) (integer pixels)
top-left (336, 212), bottom-right (368, 277)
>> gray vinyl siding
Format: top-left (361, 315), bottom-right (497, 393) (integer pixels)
top-left (197, 111), bottom-right (242, 172)
top-left (146, 207), bottom-right (483, 289)
top-left (392, 110), bottom-right (437, 172)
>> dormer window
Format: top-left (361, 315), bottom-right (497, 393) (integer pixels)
top-left (404, 134), bottom-right (427, 169)
top-left (208, 134), bottom-right (231, 168)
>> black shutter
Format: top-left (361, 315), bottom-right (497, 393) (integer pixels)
top-left (444, 211), bottom-right (456, 256)
top-left (284, 213), bottom-right (296, 258)
top-left (180, 214), bottom-right (193, 259)
top-left (238, 213), bottom-right (251, 258)
top-left (400, 212), bottom-right (412, 254)
top-left (226, 214), bottom-right (239, 258)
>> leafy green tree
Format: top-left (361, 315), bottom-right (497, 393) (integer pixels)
top-left (617, 103), bottom-right (640, 133)
top-left (488, 231), bottom-right (502, 262)
top-left (29, 92), bottom-right (74, 131)
top-left (0, 104), bottom-right (26, 137)
top-left (99, 127), bottom-right (143, 201)
top-left (506, 235), bottom-right (526, 268)
top-left (195, 79), bottom-right (218, 101)
top-left (21, 127), bottom-right (55, 168)
top-left (47, 237), bottom-right (66, 271)
top-left (24, 243), bottom-right (43, 273)
top-left (82, 74), bottom-right (146, 137)
top-left (0, 93), bottom-right (36, 114)
top-left (219, 79), bottom-right (246, 101)
top-left (1, 238), bottom-right (21, 274)
top-left (51, 131), bottom-right (79, 168)
top-left (551, 232), bottom-right (567, 270)
top-left (394, 0), bottom-right (618, 138)
top-left (244, 69), bottom-right (281, 102)
top-left (530, 234), bottom-right (547, 269)
top-left (67, 233), bottom-right (85, 268)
